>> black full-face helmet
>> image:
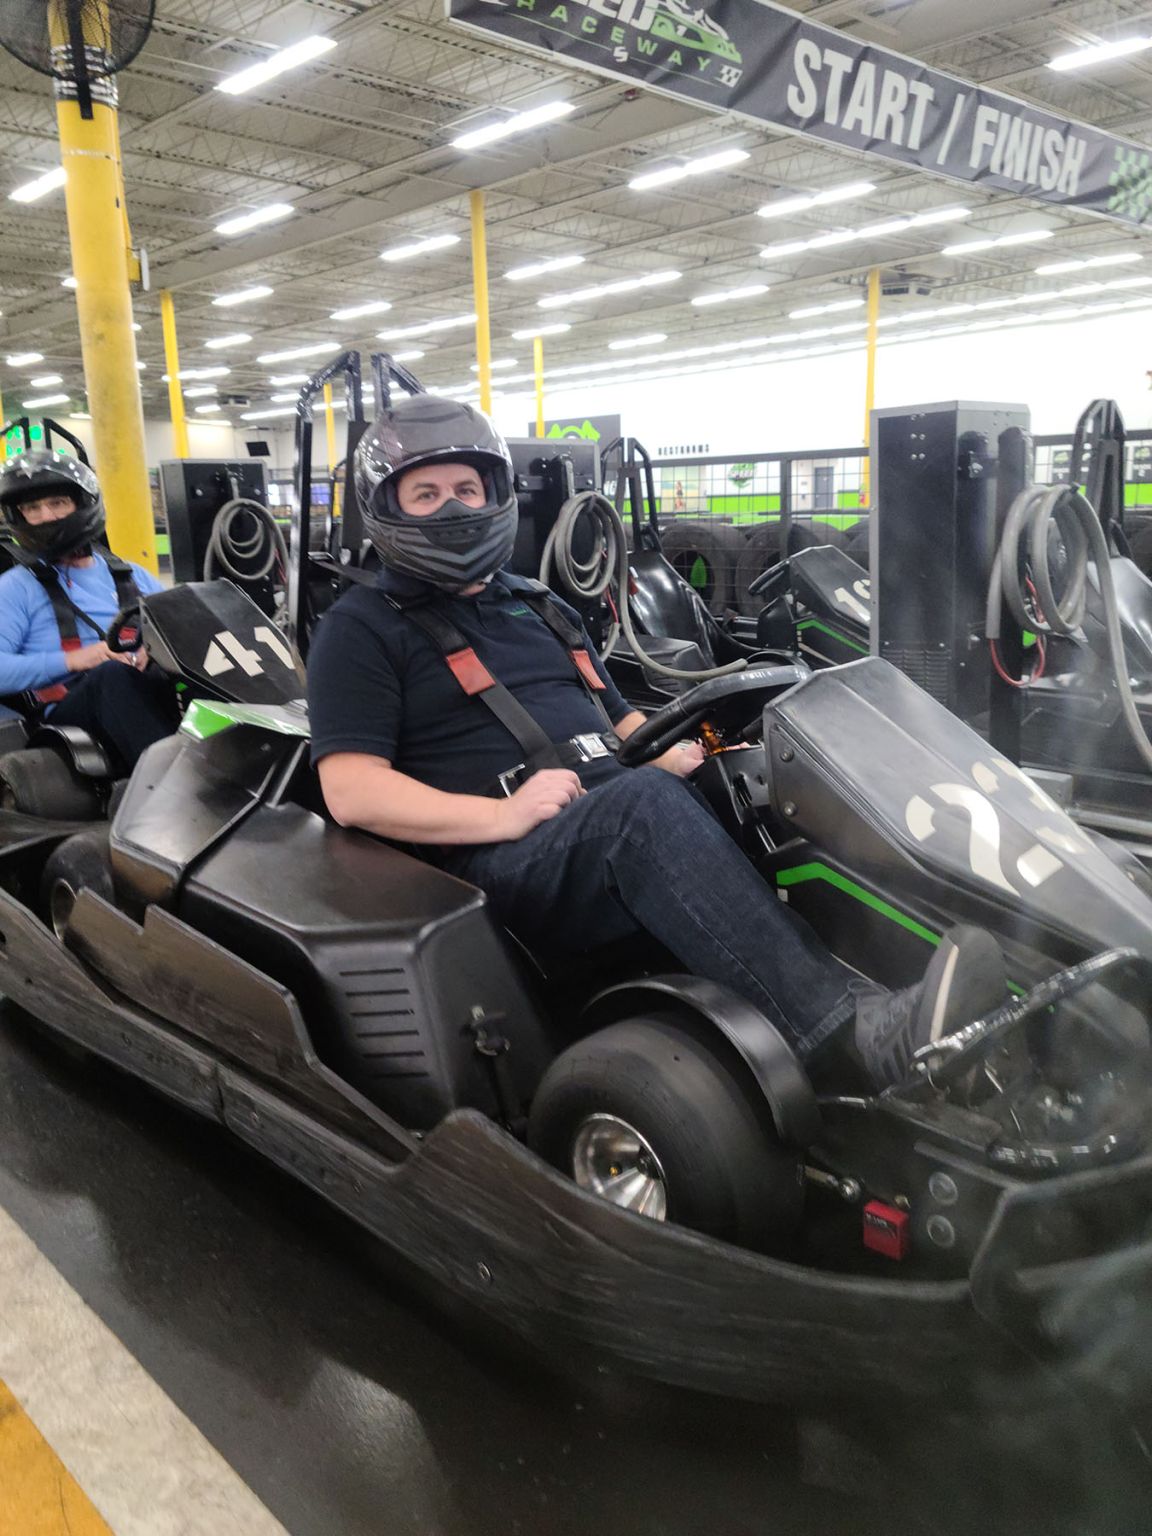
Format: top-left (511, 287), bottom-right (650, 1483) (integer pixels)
top-left (0, 449), bottom-right (105, 561)
top-left (354, 395), bottom-right (517, 591)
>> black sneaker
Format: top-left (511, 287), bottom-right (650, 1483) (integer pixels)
top-left (855, 926), bottom-right (1007, 1090)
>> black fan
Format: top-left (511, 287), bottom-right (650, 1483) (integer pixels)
top-left (0, 0), bottom-right (155, 115)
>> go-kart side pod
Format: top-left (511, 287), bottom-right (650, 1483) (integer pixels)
top-left (0, 882), bottom-right (1151, 1408)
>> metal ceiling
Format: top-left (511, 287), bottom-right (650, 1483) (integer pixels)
top-left (2, 0), bottom-right (1152, 421)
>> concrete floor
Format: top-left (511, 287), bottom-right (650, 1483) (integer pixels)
top-left (0, 1004), bottom-right (1148, 1536)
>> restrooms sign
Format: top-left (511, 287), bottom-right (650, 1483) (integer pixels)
top-left (447, 0), bottom-right (1152, 227)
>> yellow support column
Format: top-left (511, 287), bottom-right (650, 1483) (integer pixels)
top-left (52, 3), bottom-right (156, 571)
top-left (159, 291), bottom-right (189, 458)
top-left (533, 337), bottom-right (546, 438)
top-left (470, 190), bottom-right (492, 414)
top-left (323, 383), bottom-right (341, 517)
top-left (861, 267), bottom-right (881, 509)
top-left (0, 387), bottom-right (6, 461)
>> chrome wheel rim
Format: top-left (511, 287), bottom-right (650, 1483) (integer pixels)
top-left (49, 879), bottom-right (76, 941)
top-left (571, 1113), bottom-right (668, 1221)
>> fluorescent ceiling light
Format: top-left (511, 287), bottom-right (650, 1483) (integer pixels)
top-left (270, 393), bottom-right (298, 402)
top-left (377, 314), bottom-right (476, 340)
top-left (268, 373), bottom-right (306, 386)
top-left (790, 298), bottom-right (865, 319)
top-left (510, 322), bottom-right (571, 339)
top-left (61, 276), bottom-right (78, 289)
top-left (22, 393), bottom-right (68, 407)
top-left (212, 285), bottom-right (273, 307)
top-left (240, 406), bottom-right (298, 421)
top-left (29, 374), bottom-right (62, 387)
top-left (1049, 37), bottom-right (1152, 71)
top-left (470, 358), bottom-right (518, 370)
top-left (538, 270), bottom-right (680, 310)
top-left (194, 403), bottom-right (224, 413)
top-left (216, 36), bottom-right (336, 95)
top-left (757, 180), bottom-right (875, 219)
top-left (330, 299), bottom-right (393, 321)
top-left (391, 349), bottom-right (426, 362)
top-left (607, 333), bottom-right (667, 351)
top-left (504, 254), bottom-right (585, 282)
top-left (204, 332), bottom-right (252, 350)
top-left (9, 166), bottom-right (66, 203)
top-left (68, 412), bottom-right (91, 420)
top-left (943, 230), bottom-right (1054, 256)
top-left (761, 207), bottom-right (969, 261)
top-left (183, 385), bottom-right (218, 397)
top-left (380, 233), bottom-right (460, 262)
top-left (163, 366), bottom-right (230, 381)
top-left (691, 284), bottom-right (769, 307)
top-left (215, 204), bottom-right (294, 236)
top-left (6, 353), bottom-right (43, 367)
top-left (451, 100), bottom-right (574, 151)
top-left (629, 147), bottom-right (750, 192)
top-left (1035, 252), bottom-right (1142, 275)
top-left (256, 341), bottom-right (337, 363)
top-left (136, 361), bottom-right (147, 370)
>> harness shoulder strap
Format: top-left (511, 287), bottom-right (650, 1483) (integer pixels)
top-left (517, 586), bottom-right (619, 733)
top-left (382, 593), bottom-right (563, 770)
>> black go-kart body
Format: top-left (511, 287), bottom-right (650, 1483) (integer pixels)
top-left (759, 543), bottom-right (1152, 863)
top-left (1, 577), bottom-right (1151, 1408)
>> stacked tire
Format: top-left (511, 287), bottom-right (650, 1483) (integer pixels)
top-left (658, 519), bottom-right (748, 615)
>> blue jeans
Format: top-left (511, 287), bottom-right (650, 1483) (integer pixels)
top-left (48, 660), bottom-right (180, 774)
top-left (442, 766), bottom-right (856, 1058)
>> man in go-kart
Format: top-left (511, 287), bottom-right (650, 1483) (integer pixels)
top-left (0, 451), bottom-right (178, 771)
top-left (308, 396), bottom-right (1006, 1087)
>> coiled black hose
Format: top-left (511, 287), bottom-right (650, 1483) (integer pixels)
top-left (203, 496), bottom-right (289, 586)
top-left (987, 484), bottom-right (1152, 773)
top-left (539, 489), bottom-right (745, 681)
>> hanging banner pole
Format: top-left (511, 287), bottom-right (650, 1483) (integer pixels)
top-left (470, 190), bottom-right (493, 414)
top-left (534, 337), bottom-right (545, 438)
top-left (449, 0), bottom-right (1152, 228)
top-left (160, 290), bottom-right (189, 459)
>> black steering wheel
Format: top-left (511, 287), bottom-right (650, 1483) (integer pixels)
top-left (617, 664), bottom-right (809, 767)
top-left (104, 601), bottom-right (142, 653)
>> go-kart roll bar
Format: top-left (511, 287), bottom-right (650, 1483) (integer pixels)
top-left (1069, 398), bottom-right (1126, 548)
top-left (601, 437), bottom-right (661, 552)
top-left (0, 415), bottom-right (91, 464)
top-left (370, 351), bottom-right (426, 415)
top-left (288, 351), bottom-right (367, 657)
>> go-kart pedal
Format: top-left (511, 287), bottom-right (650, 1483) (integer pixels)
top-left (855, 925), bottom-right (1008, 1089)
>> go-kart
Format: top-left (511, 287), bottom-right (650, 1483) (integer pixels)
top-left (2, 574), bottom-right (1150, 1408)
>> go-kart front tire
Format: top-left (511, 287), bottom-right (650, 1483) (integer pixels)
top-left (528, 1015), bottom-right (804, 1252)
top-left (0, 747), bottom-right (101, 821)
top-left (39, 826), bottom-right (113, 938)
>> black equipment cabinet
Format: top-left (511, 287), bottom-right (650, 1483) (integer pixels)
top-left (506, 438), bottom-right (601, 577)
top-left (158, 459), bottom-right (275, 613)
top-left (872, 401), bottom-right (1029, 723)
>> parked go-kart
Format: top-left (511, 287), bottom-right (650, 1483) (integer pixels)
top-left (2, 570), bottom-right (1151, 1408)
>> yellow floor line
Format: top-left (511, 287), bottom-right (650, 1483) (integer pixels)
top-left (0, 1377), bottom-right (113, 1535)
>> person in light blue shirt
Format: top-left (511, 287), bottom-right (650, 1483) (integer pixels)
top-left (0, 450), bottom-right (179, 772)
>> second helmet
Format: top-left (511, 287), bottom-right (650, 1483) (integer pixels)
top-left (0, 449), bottom-right (105, 561)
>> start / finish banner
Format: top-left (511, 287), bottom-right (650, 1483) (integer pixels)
top-left (447, 0), bottom-right (1152, 227)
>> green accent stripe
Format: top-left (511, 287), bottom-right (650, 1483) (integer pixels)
top-left (180, 698), bottom-right (236, 740)
top-left (776, 861), bottom-right (1027, 995)
top-left (776, 862), bottom-right (942, 945)
top-left (796, 618), bottom-right (870, 655)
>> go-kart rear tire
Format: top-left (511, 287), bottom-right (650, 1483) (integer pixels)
top-left (528, 1015), bottom-right (804, 1252)
top-left (39, 826), bottom-right (113, 938)
top-left (0, 747), bottom-right (102, 821)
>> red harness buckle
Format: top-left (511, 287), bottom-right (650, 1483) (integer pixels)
top-left (570, 648), bottom-right (605, 691)
top-left (446, 647), bottom-right (496, 696)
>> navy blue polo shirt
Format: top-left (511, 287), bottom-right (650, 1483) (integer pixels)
top-left (307, 569), bottom-right (633, 794)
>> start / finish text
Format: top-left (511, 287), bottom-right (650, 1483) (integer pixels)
top-left (786, 39), bottom-right (1089, 197)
